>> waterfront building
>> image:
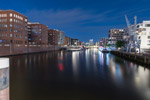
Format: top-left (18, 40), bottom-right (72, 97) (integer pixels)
top-left (126, 21), bottom-right (150, 53)
top-left (71, 38), bottom-right (79, 46)
top-left (65, 36), bottom-right (71, 46)
top-left (108, 29), bottom-right (125, 45)
top-left (48, 29), bottom-right (58, 45)
top-left (89, 39), bottom-right (94, 46)
top-left (123, 27), bottom-right (130, 44)
top-left (57, 30), bottom-right (65, 47)
top-left (28, 22), bottom-right (48, 52)
top-left (100, 37), bottom-right (108, 47)
top-left (0, 10), bottom-right (28, 56)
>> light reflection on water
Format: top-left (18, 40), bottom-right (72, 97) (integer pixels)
top-left (68, 49), bottom-right (150, 100)
top-left (97, 50), bottom-right (150, 100)
top-left (10, 49), bottom-right (150, 100)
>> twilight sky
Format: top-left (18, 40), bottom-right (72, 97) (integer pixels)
top-left (1, 0), bottom-right (150, 42)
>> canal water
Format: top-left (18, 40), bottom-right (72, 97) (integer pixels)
top-left (9, 49), bottom-right (150, 100)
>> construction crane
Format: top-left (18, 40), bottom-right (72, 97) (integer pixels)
top-left (125, 15), bottom-right (139, 53)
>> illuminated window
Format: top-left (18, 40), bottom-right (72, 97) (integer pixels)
top-left (10, 19), bottom-right (12, 22)
top-left (25, 19), bottom-right (27, 22)
top-left (10, 13), bottom-right (13, 17)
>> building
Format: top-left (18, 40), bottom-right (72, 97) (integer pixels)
top-left (108, 29), bottom-right (124, 45)
top-left (48, 29), bottom-right (58, 45)
top-left (100, 37), bottom-right (108, 47)
top-left (28, 22), bottom-right (48, 52)
top-left (71, 38), bottom-right (79, 45)
top-left (89, 39), bottom-right (94, 46)
top-left (137, 21), bottom-right (150, 52)
top-left (126, 21), bottom-right (150, 53)
top-left (123, 27), bottom-right (130, 44)
top-left (65, 36), bottom-right (71, 46)
top-left (0, 10), bottom-right (28, 56)
top-left (57, 30), bottom-right (65, 47)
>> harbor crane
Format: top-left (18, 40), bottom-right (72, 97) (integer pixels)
top-left (125, 15), bottom-right (140, 53)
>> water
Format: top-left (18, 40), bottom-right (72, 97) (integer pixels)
top-left (9, 49), bottom-right (150, 100)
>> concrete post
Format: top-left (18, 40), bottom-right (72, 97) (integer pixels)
top-left (0, 58), bottom-right (9, 100)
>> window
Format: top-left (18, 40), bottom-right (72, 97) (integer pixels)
top-left (142, 28), bottom-right (146, 31)
top-left (10, 13), bottom-right (13, 17)
top-left (10, 24), bottom-right (12, 27)
top-left (138, 36), bottom-right (141, 39)
top-left (145, 24), bottom-right (150, 27)
top-left (1, 14), bottom-right (7, 17)
top-left (4, 24), bottom-right (7, 27)
top-left (10, 34), bottom-right (12, 37)
top-left (147, 40), bottom-right (150, 45)
top-left (0, 19), bottom-right (7, 22)
top-left (148, 36), bottom-right (150, 39)
top-left (10, 19), bottom-right (13, 22)
top-left (25, 19), bottom-right (27, 22)
top-left (10, 29), bottom-right (12, 32)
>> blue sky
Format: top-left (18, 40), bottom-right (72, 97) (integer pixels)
top-left (1, 0), bottom-right (150, 42)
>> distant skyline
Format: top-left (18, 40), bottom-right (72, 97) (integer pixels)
top-left (1, 0), bottom-right (150, 42)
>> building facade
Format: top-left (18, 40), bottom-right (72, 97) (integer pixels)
top-left (48, 29), bottom-right (58, 45)
top-left (89, 39), bottom-right (94, 46)
top-left (71, 38), bottom-right (79, 45)
top-left (126, 21), bottom-right (150, 53)
top-left (0, 10), bottom-right (28, 56)
top-left (28, 22), bottom-right (48, 52)
top-left (100, 37), bottom-right (108, 47)
top-left (57, 30), bottom-right (65, 47)
top-left (108, 29), bottom-right (124, 45)
top-left (65, 36), bottom-right (71, 46)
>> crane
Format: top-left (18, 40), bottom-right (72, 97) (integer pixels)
top-left (125, 15), bottom-right (139, 53)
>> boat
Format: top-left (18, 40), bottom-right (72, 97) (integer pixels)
top-left (102, 48), bottom-right (109, 53)
top-left (67, 46), bottom-right (83, 51)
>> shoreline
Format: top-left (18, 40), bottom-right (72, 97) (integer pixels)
top-left (111, 51), bottom-right (150, 68)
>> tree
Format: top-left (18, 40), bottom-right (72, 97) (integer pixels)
top-left (115, 40), bottom-right (126, 48)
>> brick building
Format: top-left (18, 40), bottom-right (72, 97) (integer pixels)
top-left (0, 10), bottom-right (28, 56)
top-left (28, 22), bottom-right (48, 52)
top-left (65, 36), bottom-right (71, 46)
top-left (48, 29), bottom-right (58, 45)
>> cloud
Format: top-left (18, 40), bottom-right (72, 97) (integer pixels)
top-left (24, 9), bottom-right (116, 28)
top-left (23, 8), bottom-right (150, 42)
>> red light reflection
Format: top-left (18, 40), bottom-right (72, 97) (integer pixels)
top-left (58, 63), bottom-right (64, 71)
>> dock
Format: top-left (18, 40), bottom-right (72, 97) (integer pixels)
top-left (111, 51), bottom-right (150, 67)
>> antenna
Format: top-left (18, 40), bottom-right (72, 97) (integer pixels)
top-left (134, 16), bottom-right (137, 25)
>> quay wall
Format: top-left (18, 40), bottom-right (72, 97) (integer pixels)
top-left (111, 51), bottom-right (150, 67)
top-left (0, 45), bottom-right (58, 57)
